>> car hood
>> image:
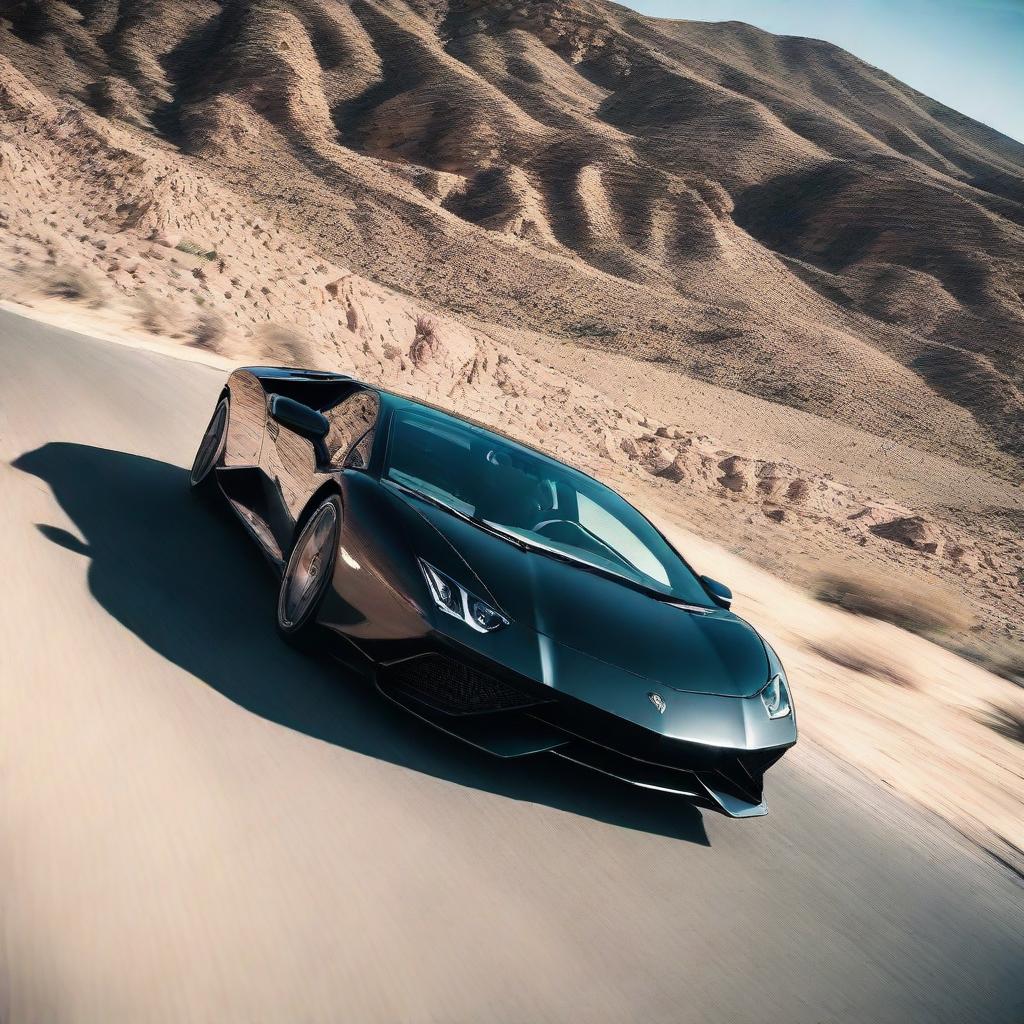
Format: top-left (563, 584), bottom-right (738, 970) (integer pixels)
top-left (406, 497), bottom-right (770, 698)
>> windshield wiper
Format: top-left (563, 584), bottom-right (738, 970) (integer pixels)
top-left (486, 528), bottom-right (619, 575)
top-left (498, 532), bottom-right (715, 611)
top-left (387, 480), bottom-right (530, 549)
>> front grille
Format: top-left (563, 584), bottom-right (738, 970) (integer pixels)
top-left (382, 655), bottom-right (541, 715)
top-left (534, 702), bottom-right (790, 778)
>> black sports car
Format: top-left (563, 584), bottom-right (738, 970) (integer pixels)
top-left (190, 366), bottom-right (797, 817)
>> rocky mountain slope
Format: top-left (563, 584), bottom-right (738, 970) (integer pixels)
top-left (4, 0), bottom-right (1024, 468)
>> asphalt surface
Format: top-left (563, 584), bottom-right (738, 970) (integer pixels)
top-left (1, 307), bottom-right (1022, 1023)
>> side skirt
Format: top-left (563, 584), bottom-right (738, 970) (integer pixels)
top-left (215, 466), bottom-right (285, 573)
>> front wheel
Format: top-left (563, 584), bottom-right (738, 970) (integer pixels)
top-left (277, 495), bottom-right (342, 648)
top-left (190, 395), bottom-right (229, 495)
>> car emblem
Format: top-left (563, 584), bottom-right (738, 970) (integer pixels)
top-left (648, 692), bottom-right (667, 714)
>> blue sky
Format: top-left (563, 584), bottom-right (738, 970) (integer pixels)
top-left (622, 1), bottom-right (1024, 144)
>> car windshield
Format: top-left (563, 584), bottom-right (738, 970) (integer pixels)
top-left (384, 408), bottom-right (715, 606)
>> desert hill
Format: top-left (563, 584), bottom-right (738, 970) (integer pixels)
top-left (3, 0), bottom-right (1023, 470)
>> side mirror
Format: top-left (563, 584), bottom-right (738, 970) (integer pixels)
top-left (700, 575), bottom-right (732, 609)
top-left (269, 394), bottom-right (329, 441)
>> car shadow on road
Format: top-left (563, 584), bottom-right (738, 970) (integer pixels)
top-left (13, 442), bottom-right (709, 846)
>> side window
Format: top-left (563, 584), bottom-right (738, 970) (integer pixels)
top-left (344, 427), bottom-right (375, 470)
top-left (324, 390), bottom-right (379, 468)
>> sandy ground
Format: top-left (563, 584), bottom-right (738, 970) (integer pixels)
top-left (1, 309), bottom-right (1023, 1023)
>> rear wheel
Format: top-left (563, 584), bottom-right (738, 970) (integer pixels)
top-left (190, 396), bottom-right (229, 495)
top-left (277, 495), bottom-right (341, 648)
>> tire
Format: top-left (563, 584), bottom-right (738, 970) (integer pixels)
top-left (276, 494), bottom-right (342, 649)
top-left (190, 395), bottom-right (229, 496)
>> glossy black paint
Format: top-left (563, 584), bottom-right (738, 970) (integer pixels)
top-left (700, 575), bottom-right (733, 609)
top-left (268, 394), bottom-right (329, 440)
top-left (203, 366), bottom-right (798, 817)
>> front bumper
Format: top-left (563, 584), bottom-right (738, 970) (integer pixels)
top-left (373, 643), bottom-right (794, 818)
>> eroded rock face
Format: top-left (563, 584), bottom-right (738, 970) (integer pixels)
top-left (718, 455), bottom-right (749, 492)
top-left (870, 516), bottom-right (944, 555)
top-left (613, 419), bottom-right (993, 577)
top-left (4, 0), bottom-right (1024, 479)
top-left (785, 478), bottom-right (810, 503)
top-left (409, 316), bottom-right (443, 367)
top-left (658, 448), bottom-right (717, 485)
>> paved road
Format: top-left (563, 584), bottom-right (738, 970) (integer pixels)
top-left (1, 308), bottom-right (1021, 1024)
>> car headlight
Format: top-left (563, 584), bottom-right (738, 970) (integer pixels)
top-left (418, 559), bottom-right (509, 633)
top-left (760, 672), bottom-right (792, 719)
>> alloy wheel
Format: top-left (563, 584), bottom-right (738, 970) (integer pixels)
top-left (190, 398), bottom-right (229, 487)
top-left (278, 502), bottom-right (339, 630)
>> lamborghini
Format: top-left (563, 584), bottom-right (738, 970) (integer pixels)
top-left (190, 366), bottom-right (797, 817)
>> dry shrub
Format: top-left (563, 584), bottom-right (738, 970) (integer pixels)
top-left (191, 311), bottom-right (226, 349)
top-left (135, 291), bottom-right (172, 335)
top-left (415, 314), bottom-right (437, 340)
top-left (977, 703), bottom-right (1024, 743)
top-left (257, 323), bottom-right (319, 367)
top-left (959, 641), bottom-right (1024, 686)
top-left (807, 638), bottom-right (914, 687)
top-left (409, 315), bottom-right (441, 366)
top-left (40, 266), bottom-right (105, 307)
top-left (814, 568), bottom-right (970, 636)
top-left (175, 239), bottom-right (217, 261)
top-left (986, 643), bottom-right (1024, 686)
